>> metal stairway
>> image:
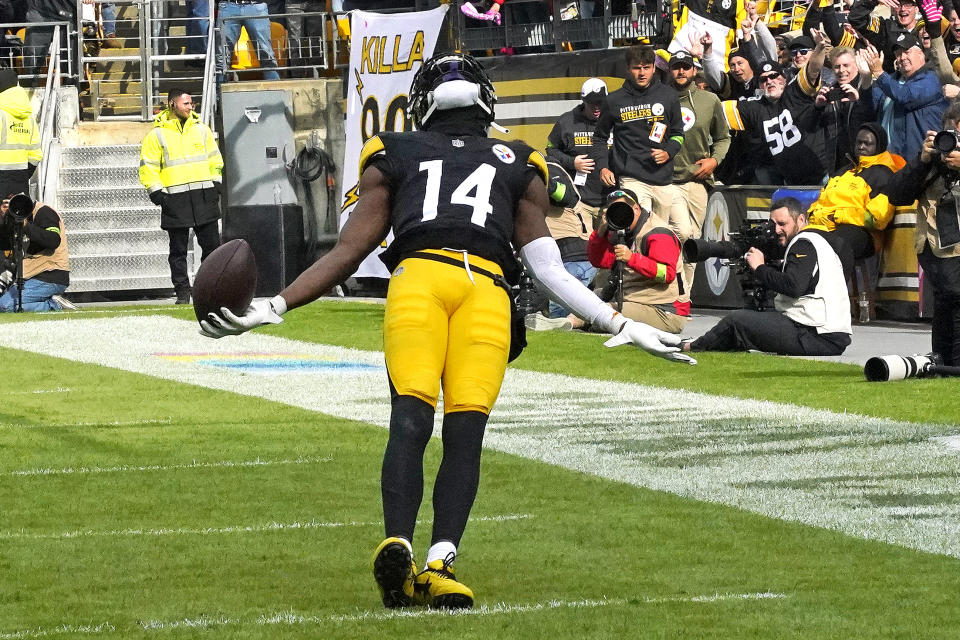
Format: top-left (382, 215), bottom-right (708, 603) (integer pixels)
top-left (58, 143), bottom-right (190, 294)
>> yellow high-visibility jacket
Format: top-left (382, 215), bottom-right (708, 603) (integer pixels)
top-left (0, 85), bottom-right (41, 172)
top-left (139, 109), bottom-right (223, 195)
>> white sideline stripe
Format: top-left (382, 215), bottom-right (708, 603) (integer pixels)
top-left (0, 514), bottom-right (532, 541)
top-left (4, 456), bottom-right (332, 478)
top-left (0, 592), bottom-right (785, 637)
top-left (0, 418), bottom-right (173, 430)
top-left (0, 622), bottom-right (115, 639)
top-left (0, 316), bottom-right (958, 558)
top-left (8, 388), bottom-right (72, 394)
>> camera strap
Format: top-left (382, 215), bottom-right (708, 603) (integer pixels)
top-left (936, 182), bottom-right (960, 249)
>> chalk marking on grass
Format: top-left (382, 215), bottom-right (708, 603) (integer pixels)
top-left (134, 592), bottom-right (787, 631)
top-left (1, 316), bottom-right (959, 558)
top-left (3, 456), bottom-right (333, 478)
top-left (0, 592), bottom-right (786, 637)
top-left (0, 514), bottom-right (532, 541)
top-left (0, 622), bottom-right (115, 640)
top-left (8, 387), bottom-right (72, 395)
top-left (0, 418), bottom-right (173, 430)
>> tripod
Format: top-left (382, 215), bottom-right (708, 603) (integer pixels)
top-left (611, 229), bottom-right (626, 313)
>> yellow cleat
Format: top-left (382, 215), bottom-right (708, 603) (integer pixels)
top-left (413, 553), bottom-right (474, 609)
top-left (371, 537), bottom-right (417, 608)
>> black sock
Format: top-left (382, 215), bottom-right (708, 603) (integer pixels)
top-left (381, 395), bottom-right (435, 542)
top-left (431, 410), bottom-right (488, 547)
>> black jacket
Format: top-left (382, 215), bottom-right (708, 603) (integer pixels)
top-left (593, 78), bottom-right (684, 187)
top-left (27, 0), bottom-right (75, 19)
top-left (546, 105), bottom-right (606, 206)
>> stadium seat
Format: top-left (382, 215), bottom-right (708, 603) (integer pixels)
top-left (231, 22), bottom-right (288, 73)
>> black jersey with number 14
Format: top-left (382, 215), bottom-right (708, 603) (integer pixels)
top-left (360, 131), bottom-right (547, 282)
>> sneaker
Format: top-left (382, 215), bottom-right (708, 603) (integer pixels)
top-left (524, 312), bottom-right (573, 332)
top-left (413, 553), bottom-right (474, 609)
top-left (50, 295), bottom-right (77, 311)
top-left (175, 289), bottom-right (191, 305)
top-left (371, 537), bottom-right (418, 608)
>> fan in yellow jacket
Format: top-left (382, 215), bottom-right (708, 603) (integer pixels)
top-left (807, 122), bottom-right (905, 261)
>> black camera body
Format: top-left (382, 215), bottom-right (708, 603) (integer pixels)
top-left (824, 83), bottom-right (846, 103)
top-left (682, 219), bottom-right (783, 311)
top-left (933, 129), bottom-right (960, 155)
top-left (682, 219), bottom-right (781, 265)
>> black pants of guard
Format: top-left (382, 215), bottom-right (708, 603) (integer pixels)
top-left (918, 246), bottom-right (960, 366)
top-left (167, 221), bottom-right (221, 292)
top-left (690, 309), bottom-right (850, 356)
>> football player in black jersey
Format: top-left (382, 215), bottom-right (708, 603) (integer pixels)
top-left (199, 52), bottom-right (693, 610)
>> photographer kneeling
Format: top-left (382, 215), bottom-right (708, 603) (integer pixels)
top-left (684, 197), bottom-right (853, 355)
top-left (573, 188), bottom-right (687, 333)
top-left (0, 194), bottom-right (72, 312)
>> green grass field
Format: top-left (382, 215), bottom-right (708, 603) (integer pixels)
top-left (0, 301), bottom-right (958, 639)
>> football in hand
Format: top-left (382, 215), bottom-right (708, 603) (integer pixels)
top-left (192, 238), bottom-right (257, 324)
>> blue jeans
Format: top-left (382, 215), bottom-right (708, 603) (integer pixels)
top-left (187, 0), bottom-right (210, 54)
top-left (217, 1), bottom-right (279, 83)
top-left (0, 279), bottom-right (67, 312)
top-left (549, 260), bottom-right (597, 318)
top-left (101, 3), bottom-right (116, 35)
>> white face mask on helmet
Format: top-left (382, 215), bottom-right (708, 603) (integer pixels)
top-left (407, 53), bottom-right (499, 129)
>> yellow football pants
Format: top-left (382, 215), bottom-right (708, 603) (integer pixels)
top-left (383, 249), bottom-right (512, 415)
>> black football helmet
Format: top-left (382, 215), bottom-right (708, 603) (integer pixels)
top-left (407, 52), bottom-right (497, 129)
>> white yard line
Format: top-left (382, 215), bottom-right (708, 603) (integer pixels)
top-left (0, 592), bottom-right (786, 637)
top-left (0, 514), bottom-right (532, 541)
top-left (3, 456), bottom-right (332, 477)
top-left (0, 316), bottom-right (958, 557)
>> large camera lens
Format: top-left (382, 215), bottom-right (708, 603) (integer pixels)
top-left (605, 200), bottom-right (635, 232)
top-left (8, 193), bottom-right (33, 220)
top-left (933, 130), bottom-right (960, 155)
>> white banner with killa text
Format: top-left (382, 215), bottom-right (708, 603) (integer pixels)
top-left (338, 6), bottom-right (448, 278)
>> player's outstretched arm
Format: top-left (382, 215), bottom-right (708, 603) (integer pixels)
top-left (512, 176), bottom-right (696, 364)
top-left (200, 167), bottom-right (392, 339)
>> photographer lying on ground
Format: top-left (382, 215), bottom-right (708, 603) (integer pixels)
top-left (683, 197), bottom-right (853, 356)
top-left (0, 193), bottom-right (73, 312)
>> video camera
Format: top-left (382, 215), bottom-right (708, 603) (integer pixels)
top-left (682, 219), bottom-right (783, 311)
top-left (683, 219), bottom-right (780, 264)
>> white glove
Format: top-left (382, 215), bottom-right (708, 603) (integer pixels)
top-left (199, 295), bottom-right (286, 339)
top-left (604, 318), bottom-right (697, 365)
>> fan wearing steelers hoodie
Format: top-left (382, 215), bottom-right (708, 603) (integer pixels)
top-left (594, 45), bottom-right (685, 221)
top-left (806, 122), bottom-right (905, 262)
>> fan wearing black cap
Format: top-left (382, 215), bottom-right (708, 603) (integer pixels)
top-left (849, 0), bottom-right (919, 72)
top-left (668, 50), bottom-right (730, 306)
top-left (866, 30), bottom-right (948, 161)
top-left (785, 34), bottom-right (815, 83)
top-left (0, 69), bottom-right (41, 199)
top-left (540, 77), bottom-right (609, 320)
top-left (721, 30), bottom-right (831, 185)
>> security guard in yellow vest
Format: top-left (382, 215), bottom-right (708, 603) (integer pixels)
top-left (0, 69), bottom-right (42, 199)
top-left (0, 194), bottom-right (72, 312)
top-left (139, 88), bottom-right (224, 304)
